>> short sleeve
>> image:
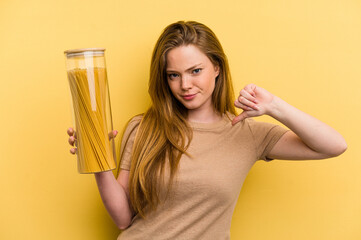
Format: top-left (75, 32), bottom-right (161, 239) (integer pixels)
top-left (246, 118), bottom-right (290, 162)
top-left (118, 115), bottom-right (142, 170)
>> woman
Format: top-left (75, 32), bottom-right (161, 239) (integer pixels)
top-left (67, 21), bottom-right (347, 239)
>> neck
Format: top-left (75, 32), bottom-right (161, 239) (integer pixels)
top-left (187, 108), bottom-right (222, 123)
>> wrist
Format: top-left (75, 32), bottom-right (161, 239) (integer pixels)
top-left (267, 96), bottom-right (287, 120)
top-left (94, 170), bottom-right (114, 178)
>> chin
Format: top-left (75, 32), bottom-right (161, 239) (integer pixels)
top-left (182, 103), bottom-right (201, 110)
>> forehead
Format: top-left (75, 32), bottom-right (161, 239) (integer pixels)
top-left (166, 45), bottom-right (211, 70)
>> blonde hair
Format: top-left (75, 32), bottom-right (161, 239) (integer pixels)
top-left (126, 21), bottom-right (236, 218)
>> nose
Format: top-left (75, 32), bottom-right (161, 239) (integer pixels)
top-left (181, 76), bottom-right (192, 90)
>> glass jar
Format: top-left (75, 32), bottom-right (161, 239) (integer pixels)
top-left (64, 48), bottom-right (116, 173)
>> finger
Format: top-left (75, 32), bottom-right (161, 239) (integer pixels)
top-left (68, 136), bottom-right (78, 147)
top-left (70, 148), bottom-right (77, 155)
top-left (234, 100), bottom-right (254, 111)
top-left (244, 84), bottom-right (257, 97)
top-left (68, 136), bottom-right (75, 146)
top-left (67, 127), bottom-right (77, 139)
top-left (108, 130), bottom-right (119, 140)
top-left (237, 96), bottom-right (260, 110)
top-left (232, 111), bottom-right (249, 125)
top-left (240, 89), bottom-right (258, 104)
top-left (67, 127), bottom-right (74, 136)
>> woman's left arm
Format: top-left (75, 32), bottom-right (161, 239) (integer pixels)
top-left (232, 84), bottom-right (347, 160)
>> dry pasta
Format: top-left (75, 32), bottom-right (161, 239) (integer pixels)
top-left (67, 67), bottom-right (116, 173)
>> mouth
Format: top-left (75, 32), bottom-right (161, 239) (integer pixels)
top-left (181, 93), bottom-right (197, 100)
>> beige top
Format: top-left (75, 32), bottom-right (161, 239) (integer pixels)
top-left (117, 113), bottom-right (289, 240)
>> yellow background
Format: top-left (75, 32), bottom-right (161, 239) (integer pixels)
top-left (0, 0), bottom-right (360, 239)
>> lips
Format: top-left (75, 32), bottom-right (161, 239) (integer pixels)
top-left (181, 93), bottom-right (197, 100)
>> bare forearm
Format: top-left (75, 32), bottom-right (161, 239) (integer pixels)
top-left (94, 171), bottom-right (132, 229)
top-left (268, 96), bottom-right (347, 156)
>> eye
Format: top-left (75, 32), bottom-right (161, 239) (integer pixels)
top-left (192, 68), bottom-right (202, 74)
top-left (168, 73), bottom-right (179, 80)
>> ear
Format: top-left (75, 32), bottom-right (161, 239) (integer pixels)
top-left (214, 65), bottom-right (220, 78)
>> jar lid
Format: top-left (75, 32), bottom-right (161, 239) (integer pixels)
top-left (64, 48), bottom-right (105, 57)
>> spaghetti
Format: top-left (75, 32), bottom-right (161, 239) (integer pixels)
top-left (67, 67), bottom-right (116, 173)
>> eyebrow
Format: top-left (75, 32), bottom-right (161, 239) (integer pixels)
top-left (166, 63), bottom-right (202, 73)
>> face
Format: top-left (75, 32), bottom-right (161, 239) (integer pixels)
top-left (166, 44), bottom-right (219, 116)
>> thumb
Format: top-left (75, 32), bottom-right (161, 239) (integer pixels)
top-left (108, 130), bottom-right (119, 140)
top-left (232, 112), bottom-right (249, 126)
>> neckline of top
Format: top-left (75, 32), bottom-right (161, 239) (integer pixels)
top-left (188, 113), bottom-right (234, 131)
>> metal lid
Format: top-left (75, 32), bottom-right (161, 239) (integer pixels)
top-left (64, 48), bottom-right (105, 57)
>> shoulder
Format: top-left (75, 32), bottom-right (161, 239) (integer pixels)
top-left (127, 114), bottom-right (143, 128)
top-left (227, 111), bottom-right (282, 135)
top-left (122, 114), bottom-right (143, 139)
top-left (240, 117), bottom-right (289, 143)
top-left (242, 117), bottom-right (277, 131)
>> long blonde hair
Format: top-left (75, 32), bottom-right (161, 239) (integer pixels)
top-left (127, 21), bottom-right (237, 218)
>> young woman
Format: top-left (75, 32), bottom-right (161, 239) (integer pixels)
top-left (67, 21), bottom-right (347, 239)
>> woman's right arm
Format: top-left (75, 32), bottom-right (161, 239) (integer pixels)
top-left (67, 128), bottom-right (133, 230)
top-left (94, 170), bottom-right (134, 230)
